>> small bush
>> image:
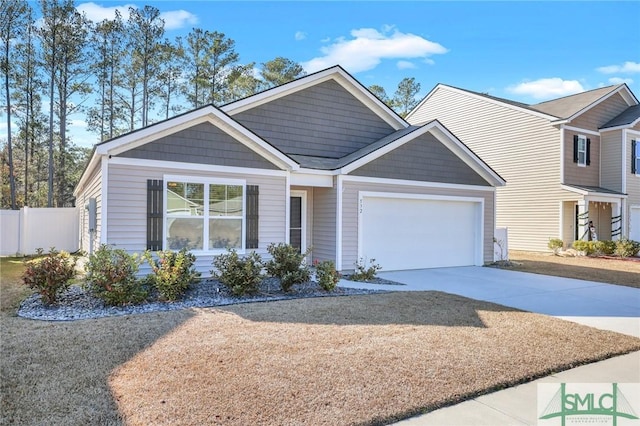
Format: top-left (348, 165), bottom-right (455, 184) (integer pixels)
top-left (594, 240), bottom-right (616, 256)
top-left (144, 249), bottom-right (201, 301)
top-left (571, 240), bottom-right (594, 256)
top-left (314, 260), bottom-right (340, 292)
top-left (22, 248), bottom-right (77, 305)
top-left (84, 245), bottom-right (147, 306)
top-left (212, 249), bottom-right (263, 296)
top-left (265, 243), bottom-right (311, 292)
top-left (547, 238), bottom-right (564, 254)
top-left (615, 238), bottom-right (640, 258)
top-left (350, 258), bottom-right (382, 282)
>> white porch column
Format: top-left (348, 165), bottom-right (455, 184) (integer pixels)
top-left (577, 199), bottom-right (589, 240)
top-left (612, 201), bottom-right (622, 241)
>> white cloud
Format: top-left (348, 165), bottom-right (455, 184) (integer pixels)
top-left (160, 10), bottom-right (198, 30)
top-left (608, 77), bottom-right (634, 85)
top-left (597, 61), bottom-right (640, 74)
top-left (76, 2), bottom-right (136, 22)
top-left (301, 27), bottom-right (447, 74)
top-left (506, 78), bottom-right (585, 100)
top-left (70, 119), bottom-right (87, 128)
top-left (397, 60), bottom-right (416, 70)
top-left (295, 31), bottom-right (306, 41)
top-left (77, 2), bottom-right (197, 30)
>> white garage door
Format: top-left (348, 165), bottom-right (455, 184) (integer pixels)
top-left (360, 194), bottom-right (482, 270)
top-left (630, 207), bottom-right (640, 242)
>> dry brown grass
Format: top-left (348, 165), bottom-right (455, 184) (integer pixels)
top-left (2, 257), bottom-right (639, 426)
top-left (506, 250), bottom-right (640, 289)
top-left (110, 294), bottom-right (640, 426)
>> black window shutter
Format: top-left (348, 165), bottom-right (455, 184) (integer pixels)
top-left (586, 138), bottom-right (591, 165)
top-left (147, 179), bottom-right (163, 251)
top-left (246, 185), bottom-right (259, 249)
top-left (633, 140), bottom-right (637, 174)
top-left (573, 135), bottom-right (579, 163)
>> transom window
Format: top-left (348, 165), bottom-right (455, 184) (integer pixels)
top-left (165, 178), bottom-right (245, 252)
top-left (577, 135), bottom-right (587, 166)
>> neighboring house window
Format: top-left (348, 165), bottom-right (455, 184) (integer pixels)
top-left (166, 179), bottom-right (245, 251)
top-left (573, 135), bottom-right (590, 166)
top-left (633, 139), bottom-right (639, 175)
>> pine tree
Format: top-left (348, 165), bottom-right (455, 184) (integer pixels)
top-left (392, 77), bottom-right (421, 118)
top-left (260, 57), bottom-right (306, 90)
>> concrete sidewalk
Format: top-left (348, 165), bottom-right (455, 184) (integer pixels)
top-left (338, 267), bottom-right (640, 425)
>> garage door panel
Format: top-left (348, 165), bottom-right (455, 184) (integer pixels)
top-left (360, 196), bottom-right (480, 271)
top-left (630, 207), bottom-right (640, 242)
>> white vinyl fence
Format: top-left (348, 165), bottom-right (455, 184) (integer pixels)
top-left (0, 207), bottom-right (79, 256)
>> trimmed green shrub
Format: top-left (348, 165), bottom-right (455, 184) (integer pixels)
top-left (84, 245), bottom-right (148, 306)
top-left (571, 240), bottom-right (594, 256)
top-left (144, 249), bottom-right (201, 301)
top-left (315, 260), bottom-right (340, 292)
top-left (22, 248), bottom-right (77, 305)
top-left (212, 249), bottom-right (263, 296)
top-left (350, 258), bottom-right (382, 282)
top-left (615, 238), bottom-right (640, 258)
top-left (547, 238), bottom-right (564, 254)
top-left (594, 240), bottom-right (616, 256)
top-left (265, 243), bottom-right (311, 292)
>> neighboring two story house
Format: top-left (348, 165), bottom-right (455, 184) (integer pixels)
top-left (407, 84), bottom-right (640, 252)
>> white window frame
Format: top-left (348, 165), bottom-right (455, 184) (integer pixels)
top-left (164, 175), bottom-right (246, 254)
top-left (577, 135), bottom-right (587, 167)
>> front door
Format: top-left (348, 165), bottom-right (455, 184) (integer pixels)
top-left (290, 191), bottom-right (306, 253)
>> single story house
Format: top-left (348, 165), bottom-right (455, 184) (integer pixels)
top-left (74, 66), bottom-right (505, 275)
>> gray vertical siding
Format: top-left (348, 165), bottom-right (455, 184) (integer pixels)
top-left (350, 132), bottom-right (490, 186)
top-left (232, 80), bottom-right (396, 158)
top-left (626, 126), bottom-right (640, 237)
top-left (601, 130), bottom-right (623, 192)
top-left (118, 122), bottom-right (279, 170)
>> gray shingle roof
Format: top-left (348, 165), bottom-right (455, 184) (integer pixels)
top-left (601, 104), bottom-right (640, 129)
top-left (529, 85), bottom-right (622, 119)
top-left (290, 126), bottom-right (422, 170)
top-left (563, 184), bottom-right (627, 196)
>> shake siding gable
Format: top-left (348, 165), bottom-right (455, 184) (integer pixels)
top-left (408, 87), bottom-right (562, 251)
top-left (106, 162), bottom-right (287, 276)
top-left (350, 132), bottom-right (489, 186)
top-left (117, 122), bottom-right (279, 170)
top-left (231, 80), bottom-right (395, 158)
top-left (570, 93), bottom-right (631, 131)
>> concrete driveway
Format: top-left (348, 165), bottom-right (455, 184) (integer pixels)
top-left (339, 267), bottom-right (640, 425)
top-left (339, 266), bottom-right (640, 337)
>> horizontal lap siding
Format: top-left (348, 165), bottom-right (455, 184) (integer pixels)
top-left (627, 127), bottom-right (640, 235)
top-left (107, 163), bottom-right (286, 276)
top-left (409, 88), bottom-right (562, 251)
top-left (563, 130), bottom-right (600, 187)
top-left (232, 80), bottom-right (394, 158)
top-left (601, 130), bottom-right (623, 192)
top-left (312, 186), bottom-right (336, 263)
top-left (570, 94), bottom-right (631, 131)
top-left (341, 180), bottom-right (496, 270)
top-left (77, 165), bottom-right (102, 254)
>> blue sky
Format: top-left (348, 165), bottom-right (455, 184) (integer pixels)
top-left (15, 1), bottom-right (640, 147)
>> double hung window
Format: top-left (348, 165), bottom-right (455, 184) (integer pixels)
top-left (165, 178), bottom-right (245, 252)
